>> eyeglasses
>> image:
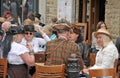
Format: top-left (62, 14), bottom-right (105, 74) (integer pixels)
top-left (25, 32), bottom-right (33, 35)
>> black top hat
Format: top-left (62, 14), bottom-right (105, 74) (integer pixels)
top-left (35, 13), bottom-right (41, 20)
top-left (7, 26), bottom-right (24, 35)
top-left (24, 25), bottom-right (36, 32)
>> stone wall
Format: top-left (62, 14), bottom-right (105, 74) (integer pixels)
top-left (39, 0), bottom-right (46, 23)
top-left (46, 0), bottom-right (57, 24)
top-left (75, 0), bottom-right (79, 22)
top-left (105, 0), bottom-right (120, 41)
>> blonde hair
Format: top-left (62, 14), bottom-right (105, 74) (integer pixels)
top-left (23, 18), bottom-right (34, 25)
top-left (34, 17), bottom-right (40, 24)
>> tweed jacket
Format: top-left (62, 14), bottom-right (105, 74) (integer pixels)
top-left (45, 38), bottom-right (84, 70)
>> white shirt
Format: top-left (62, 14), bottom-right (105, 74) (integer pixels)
top-left (90, 41), bottom-right (119, 69)
top-left (21, 33), bottom-right (50, 53)
top-left (7, 42), bottom-right (29, 65)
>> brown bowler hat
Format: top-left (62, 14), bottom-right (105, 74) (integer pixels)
top-left (53, 23), bottom-right (71, 31)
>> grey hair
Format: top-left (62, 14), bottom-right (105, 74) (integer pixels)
top-left (101, 34), bottom-right (112, 47)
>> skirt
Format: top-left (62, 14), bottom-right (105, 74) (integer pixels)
top-left (8, 64), bottom-right (29, 78)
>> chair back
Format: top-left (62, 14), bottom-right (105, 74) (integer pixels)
top-left (35, 64), bottom-right (65, 78)
top-left (89, 53), bottom-right (96, 66)
top-left (89, 59), bottom-right (118, 78)
top-left (0, 58), bottom-right (7, 78)
top-left (89, 68), bottom-right (116, 78)
top-left (90, 53), bottom-right (118, 67)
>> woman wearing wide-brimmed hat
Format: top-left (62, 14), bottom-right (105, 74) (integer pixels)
top-left (83, 28), bottom-right (119, 76)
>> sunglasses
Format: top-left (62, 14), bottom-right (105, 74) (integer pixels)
top-left (25, 32), bottom-right (33, 35)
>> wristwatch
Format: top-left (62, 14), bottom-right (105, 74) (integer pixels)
top-left (29, 50), bottom-right (34, 55)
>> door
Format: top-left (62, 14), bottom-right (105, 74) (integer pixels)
top-left (88, 0), bottom-right (105, 44)
top-left (79, 0), bottom-right (105, 44)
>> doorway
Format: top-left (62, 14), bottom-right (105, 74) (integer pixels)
top-left (78, 0), bottom-right (106, 44)
top-left (99, 0), bottom-right (106, 21)
top-left (89, 0), bottom-right (106, 43)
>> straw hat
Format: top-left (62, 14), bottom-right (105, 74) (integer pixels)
top-left (0, 17), bottom-right (5, 23)
top-left (94, 28), bottom-right (112, 39)
top-left (23, 18), bottom-right (34, 25)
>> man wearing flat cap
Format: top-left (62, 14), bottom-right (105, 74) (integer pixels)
top-left (45, 22), bottom-right (84, 72)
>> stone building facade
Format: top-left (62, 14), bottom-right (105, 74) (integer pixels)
top-left (40, 0), bottom-right (120, 40)
top-left (44, 0), bottom-right (76, 24)
top-left (46, 0), bottom-right (57, 23)
top-left (105, 0), bottom-right (120, 41)
top-left (1, 0), bottom-right (119, 41)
